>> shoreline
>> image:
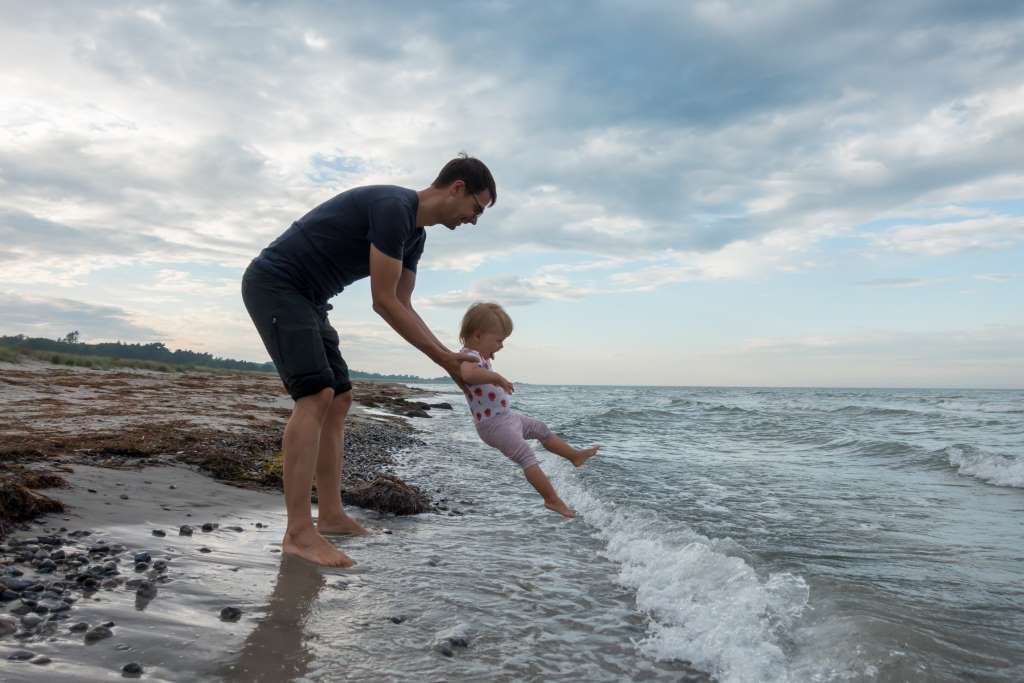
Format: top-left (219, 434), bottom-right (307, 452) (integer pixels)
top-left (0, 359), bottom-right (452, 538)
top-left (0, 360), bottom-right (455, 677)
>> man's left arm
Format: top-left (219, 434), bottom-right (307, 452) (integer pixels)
top-left (397, 268), bottom-right (462, 380)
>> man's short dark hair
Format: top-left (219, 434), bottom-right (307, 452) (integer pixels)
top-left (432, 153), bottom-right (496, 206)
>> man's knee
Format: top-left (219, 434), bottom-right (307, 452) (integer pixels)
top-left (326, 389), bottom-right (353, 423)
top-left (296, 387), bottom-right (335, 420)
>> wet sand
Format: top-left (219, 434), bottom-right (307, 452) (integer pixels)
top-left (0, 360), bottom-right (447, 680)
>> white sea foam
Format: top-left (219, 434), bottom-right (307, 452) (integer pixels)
top-left (553, 464), bottom-right (810, 683)
top-left (946, 445), bottom-right (1024, 488)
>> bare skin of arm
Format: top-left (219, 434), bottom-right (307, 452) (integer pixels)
top-left (460, 362), bottom-right (514, 394)
top-left (370, 244), bottom-right (474, 386)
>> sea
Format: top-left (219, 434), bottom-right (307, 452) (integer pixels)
top-left (292, 384), bottom-right (1023, 683)
top-left (4, 384), bottom-right (1022, 683)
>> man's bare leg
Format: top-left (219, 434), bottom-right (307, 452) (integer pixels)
top-left (314, 390), bottom-right (368, 536)
top-left (281, 388), bottom-right (354, 567)
top-left (523, 464), bottom-right (575, 518)
top-left (541, 435), bottom-right (600, 467)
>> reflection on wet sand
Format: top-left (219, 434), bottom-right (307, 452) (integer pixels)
top-left (221, 554), bottom-right (326, 682)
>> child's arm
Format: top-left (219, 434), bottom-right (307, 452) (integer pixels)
top-left (460, 362), bottom-right (515, 394)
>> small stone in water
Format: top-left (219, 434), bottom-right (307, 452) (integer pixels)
top-left (122, 661), bottom-right (144, 675)
top-left (21, 613), bottom-right (43, 628)
top-left (201, 523), bottom-right (217, 532)
top-left (8, 650), bottom-right (34, 661)
top-left (30, 655), bottom-right (51, 665)
top-left (85, 625), bottom-right (113, 643)
top-left (70, 622), bottom-right (90, 632)
top-left (179, 525), bottom-right (193, 536)
top-left (133, 552), bottom-right (151, 563)
top-left (152, 529), bottom-right (166, 537)
top-left (219, 606), bottom-right (242, 622)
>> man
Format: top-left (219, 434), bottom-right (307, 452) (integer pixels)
top-left (242, 155), bottom-right (496, 566)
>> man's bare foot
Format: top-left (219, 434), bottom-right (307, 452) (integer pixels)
top-left (570, 445), bottom-right (601, 467)
top-left (316, 513), bottom-right (369, 536)
top-left (544, 500), bottom-right (576, 518)
top-left (282, 527), bottom-right (355, 567)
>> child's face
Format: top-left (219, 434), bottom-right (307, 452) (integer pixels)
top-left (471, 330), bottom-right (506, 359)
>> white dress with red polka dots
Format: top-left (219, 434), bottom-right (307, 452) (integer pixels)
top-left (460, 348), bottom-right (511, 422)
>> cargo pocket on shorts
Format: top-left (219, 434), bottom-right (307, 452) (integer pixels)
top-left (272, 316), bottom-right (326, 379)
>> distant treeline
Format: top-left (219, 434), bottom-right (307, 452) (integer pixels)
top-left (0, 334), bottom-right (449, 383)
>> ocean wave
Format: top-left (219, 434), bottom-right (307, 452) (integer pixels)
top-left (669, 398), bottom-right (755, 414)
top-left (829, 405), bottom-right (929, 419)
top-left (944, 445), bottom-right (1024, 488)
top-left (554, 468), bottom-right (808, 683)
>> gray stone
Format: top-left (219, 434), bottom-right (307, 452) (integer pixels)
top-left (0, 615), bottom-right (18, 637)
top-left (85, 625), bottom-right (113, 643)
top-left (219, 606), bottom-right (242, 622)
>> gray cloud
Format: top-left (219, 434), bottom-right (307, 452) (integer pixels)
top-left (2, 0), bottom-right (1022, 273)
top-left (0, 291), bottom-right (161, 342)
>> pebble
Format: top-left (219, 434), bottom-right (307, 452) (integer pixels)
top-left (0, 615), bottom-right (17, 637)
top-left (70, 622), bottom-right (90, 632)
top-left (201, 522), bottom-right (218, 532)
top-left (10, 600), bottom-right (34, 615)
top-left (179, 525), bottom-right (194, 536)
top-left (220, 606), bottom-right (242, 622)
top-left (134, 552), bottom-right (151, 563)
top-left (199, 547), bottom-right (212, 553)
top-left (136, 582), bottom-right (158, 599)
top-left (152, 529), bottom-right (166, 537)
top-left (21, 613), bottom-right (44, 628)
top-left (7, 650), bottom-right (34, 661)
top-left (123, 662), bottom-right (144, 675)
top-left (85, 625), bottom-right (113, 643)
top-left (30, 655), bottom-right (52, 665)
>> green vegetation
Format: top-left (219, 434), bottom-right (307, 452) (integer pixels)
top-left (0, 333), bottom-right (449, 382)
top-left (0, 333), bottom-right (273, 373)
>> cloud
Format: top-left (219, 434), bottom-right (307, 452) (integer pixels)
top-left (974, 273), bottom-right (1016, 282)
top-left (866, 214), bottom-right (1024, 256)
top-left (3, 1), bottom-right (1023, 279)
top-left (417, 274), bottom-right (593, 308)
top-left (856, 277), bottom-right (946, 288)
top-left (0, 291), bottom-right (161, 341)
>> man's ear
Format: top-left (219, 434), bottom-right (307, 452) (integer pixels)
top-left (450, 179), bottom-right (465, 196)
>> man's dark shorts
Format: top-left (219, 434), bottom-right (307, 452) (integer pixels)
top-left (241, 262), bottom-right (352, 400)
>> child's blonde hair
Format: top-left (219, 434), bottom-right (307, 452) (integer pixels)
top-left (459, 302), bottom-right (513, 344)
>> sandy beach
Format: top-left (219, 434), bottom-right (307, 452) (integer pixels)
top-left (0, 360), bottom-right (451, 680)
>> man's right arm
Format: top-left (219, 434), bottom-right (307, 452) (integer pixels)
top-left (369, 245), bottom-right (470, 382)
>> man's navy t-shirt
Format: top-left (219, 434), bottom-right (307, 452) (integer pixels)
top-left (252, 185), bottom-right (425, 303)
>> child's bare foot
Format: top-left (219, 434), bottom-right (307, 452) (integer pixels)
top-left (282, 527), bottom-right (355, 567)
top-left (316, 513), bottom-right (369, 536)
top-left (570, 445), bottom-right (600, 467)
top-left (544, 500), bottom-right (576, 518)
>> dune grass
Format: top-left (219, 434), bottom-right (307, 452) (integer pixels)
top-left (0, 346), bottom-right (216, 373)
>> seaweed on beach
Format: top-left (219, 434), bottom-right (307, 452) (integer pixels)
top-left (0, 471), bottom-right (67, 538)
top-left (343, 475), bottom-right (431, 515)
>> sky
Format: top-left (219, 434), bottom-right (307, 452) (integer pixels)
top-left (1, 1), bottom-right (1022, 388)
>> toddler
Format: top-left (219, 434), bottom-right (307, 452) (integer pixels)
top-left (458, 302), bottom-right (599, 518)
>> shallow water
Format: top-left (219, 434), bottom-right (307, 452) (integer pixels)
top-left (3, 386), bottom-right (1022, 682)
